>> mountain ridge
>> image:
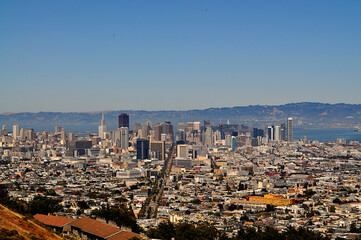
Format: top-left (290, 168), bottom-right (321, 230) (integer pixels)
top-left (1, 102), bottom-right (361, 131)
top-left (5, 102), bottom-right (359, 115)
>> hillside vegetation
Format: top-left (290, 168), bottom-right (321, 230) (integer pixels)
top-left (0, 204), bottom-right (63, 240)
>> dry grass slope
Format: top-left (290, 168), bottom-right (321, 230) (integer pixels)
top-left (0, 204), bottom-right (64, 240)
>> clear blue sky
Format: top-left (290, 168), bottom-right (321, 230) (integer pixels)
top-left (1, 0), bottom-right (361, 113)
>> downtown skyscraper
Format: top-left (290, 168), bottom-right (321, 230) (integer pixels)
top-left (118, 113), bottom-right (129, 129)
top-left (98, 113), bottom-right (107, 139)
top-left (287, 117), bottom-right (293, 141)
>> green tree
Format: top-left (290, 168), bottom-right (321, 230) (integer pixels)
top-left (77, 200), bottom-right (89, 210)
top-left (92, 204), bottom-right (141, 233)
top-left (147, 221), bottom-right (221, 240)
top-left (28, 196), bottom-right (62, 215)
top-left (350, 223), bottom-right (360, 233)
top-left (266, 204), bottom-right (275, 212)
top-left (147, 221), bottom-right (175, 240)
top-left (283, 226), bottom-right (329, 240)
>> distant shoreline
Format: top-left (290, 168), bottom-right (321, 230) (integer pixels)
top-left (296, 127), bottom-right (355, 130)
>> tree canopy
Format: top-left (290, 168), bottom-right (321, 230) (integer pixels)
top-left (147, 221), bottom-right (330, 240)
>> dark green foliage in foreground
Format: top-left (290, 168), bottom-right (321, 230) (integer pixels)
top-left (233, 226), bottom-right (330, 240)
top-left (147, 221), bottom-right (222, 240)
top-left (147, 221), bottom-right (330, 240)
top-left (91, 204), bottom-right (142, 233)
top-left (0, 185), bottom-right (61, 215)
top-left (129, 237), bottom-right (141, 240)
top-left (28, 196), bottom-right (62, 215)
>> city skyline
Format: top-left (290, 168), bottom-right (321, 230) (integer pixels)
top-left (1, 1), bottom-right (361, 113)
top-left (1, 97), bottom-right (361, 239)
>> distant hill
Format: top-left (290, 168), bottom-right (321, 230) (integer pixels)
top-left (0, 204), bottom-right (63, 240)
top-left (1, 102), bottom-right (361, 131)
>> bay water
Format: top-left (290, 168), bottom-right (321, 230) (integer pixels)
top-left (294, 128), bottom-right (361, 143)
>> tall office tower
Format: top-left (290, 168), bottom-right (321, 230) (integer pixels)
top-left (161, 121), bottom-right (173, 134)
top-left (55, 126), bottom-right (62, 133)
top-left (118, 113), bottom-right (129, 128)
top-left (61, 129), bottom-right (67, 145)
top-left (133, 123), bottom-right (142, 133)
top-left (25, 128), bottom-right (35, 140)
top-left (194, 131), bottom-right (202, 145)
top-left (251, 138), bottom-right (259, 147)
top-left (177, 129), bottom-right (186, 142)
top-left (137, 129), bottom-right (143, 138)
top-left (120, 127), bottom-right (129, 150)
top-left (253, 128), bottom-right (264, 138)
top-left (194, 133), bottom-right (201, 145)
top-left (67, 140), bottom-right (92, 157)
top-left (98, 113), bottom-right (107, 139)
top-left (137, 138), bottom-right (149, 160)
top-left (186, 122), bottom-right (194, 133)
top-left (280, 123), bottom-right (286, 141)
top-left (177, 122), bottom-right (185, 131)
top-left (218, 124), bottom-right (225, 139)
top-left (193, 122), bottom-right (201, 132)
top-left (150, 141), bottom-right (165, 160)
top-left (205, 126), bottom-right (213, 146)
top-left (213, 130), bottom-right (221, 145)
top-left (259, 129), bottom-right (265, 137)
top-left (2, 125), bottom-right (7, 134)
top-left (145, 120), bottom-right (152, 129)
top-left (274, 125), bottom-right (280, 141)
top-left (142, 124), bottom-right (151, 139)
top-left (202, 120), bottom-right (211, 143)
top-left (177, 144), bottom-right (188, 158)
top-left (110, 129), bottom-right (121, 147)
top-left (239, 135), bottom-right (247, 146)
top-left (225, 134), bottom-right (232, 147)
top-left (231, 136), bottom-right (236, 151)
top-left (267, 126), bottom-right (274, 140)
top-left (287, 117), bottom-right (293, 141)
top-left (161, 133), bottom-right (167, 142)
top-left (13, 125), bottom-right (20, 140)
top-left (186, 132), bottom-right (193, 143)
top-left (20, 128), bottom-right (25, 139)
top-left (252, 128), bottom-right (258, 138)
top-left (149, 129), bottom-right (155, 141)
top-left (160, 121), bottom-right (174, 142)
top-left (154, 123), bottom-right (162, 141)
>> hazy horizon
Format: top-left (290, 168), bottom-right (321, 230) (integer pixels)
top-left (2, 101), bottom-right (361, 114)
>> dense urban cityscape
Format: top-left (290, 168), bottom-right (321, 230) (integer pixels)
top-left (1, 113), bottom-right (361, 239)
top-left (2, 1), bottom-right (361, 239)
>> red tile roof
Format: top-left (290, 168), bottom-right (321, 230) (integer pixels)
top-left (34, 214), bottom-right (74, 227)
top-left (107, 231), bottom-right (143, 240)
top-left (69, 217), bottom-right (122, 238)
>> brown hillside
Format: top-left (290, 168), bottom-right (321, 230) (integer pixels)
top-left (0, 204), bottom-right (64, 240)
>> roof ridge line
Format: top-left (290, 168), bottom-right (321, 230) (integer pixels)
top-left (105, 229), bottom-right (124, 239)
top-left (61, 218), bottom-right (76, 227)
